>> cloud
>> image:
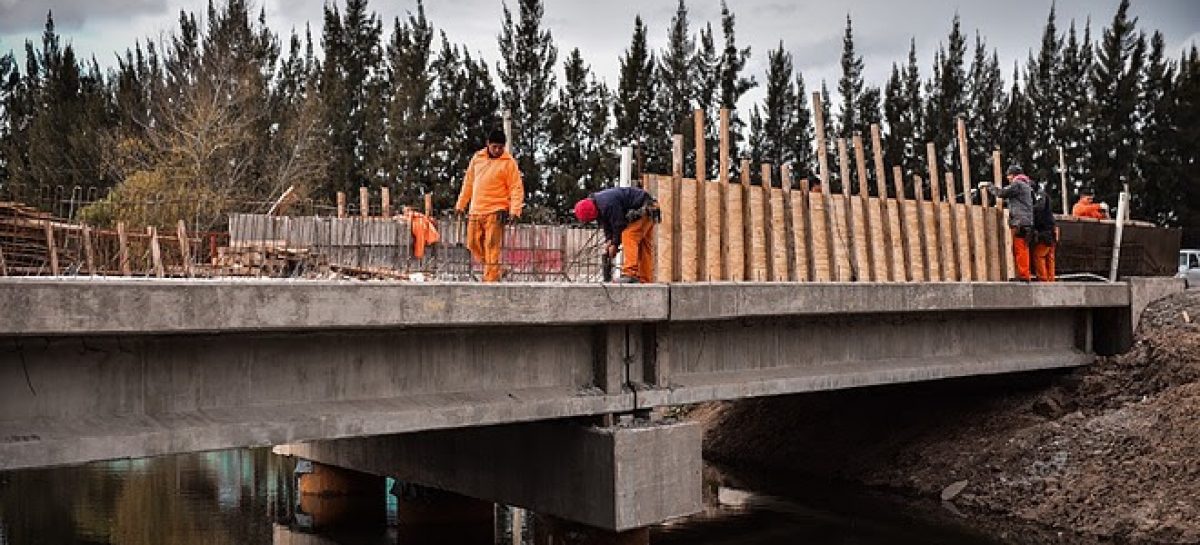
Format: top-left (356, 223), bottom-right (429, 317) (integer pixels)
top-left (0, 0), bottom-right (169, 33)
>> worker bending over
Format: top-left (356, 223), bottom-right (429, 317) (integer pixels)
top-left (1072, 194), bottom-right (1109, 219)
top-left (980, 165), bottom-right (1034, 281)
top-left (455, 129), bottom-right (524, 282)
top-left (573, 187), bottom-right (659, 283)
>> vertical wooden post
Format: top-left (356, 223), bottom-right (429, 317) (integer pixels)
top-left (993, 149), bottom-right (1012, 279)
top-left (1109, 185), bottom-right (1130, 282)
top-left (503, 109), bottom-right (513, 155)
top-left (812, 92), bottom-right (839, 280)
top-left (760, 163), bottom-right (776, 281)
top-left (794, 177), bottom-right (813, 281)
top-left (694, 109), bottom-right (706, 183)
top-left (740, 158), bottom-right (754, 280)
top-left (718, 108), bottom-right (731, 280)
top-left (336, 192), bottom-right (347, 219)
top-left (117, 221), bottom-right (131, 276)
top-left (148, 226), bottom-right (164, 278)
top-left (946, 171), bottom-right (968, 280)
top-left (1058, 146), bottom-right (1070, 215)
top-left (957, 117), bottom-right (981, 281)
top-left (926, 142), bottom-right (949, 280)
top-left (44, 222), bottom-right (60, 275)
top-left (424, 194), bottom-right (433, 217)
top-left (381, 187), bottom-right (392, 217)
top-left (177, 219), bottom-right (193, 277)
top-left (719, 109), bottom-right (731, 183)
top-left (913, 175), bottom-right (932, 280)
top-left (852, 133), bottom-right (875, 281)
top-left (892, 166), bottom-right (913, 281)
top-left (672, 135), bottom-right (684, 178)
top-left (359, 187), bottom-right (370, 219)
top-left (781, 163), bottom-right (797, 281)
top-left (837, 138), bottom-right (858, 281)
top-left (81, 224), bottom-right (96, 275)
top-left (671, 135), bottom-right (684, 282)
top-left (871, 125), bottom-right (898, 281)
top-left (0, 243), bottom-right (6, 276)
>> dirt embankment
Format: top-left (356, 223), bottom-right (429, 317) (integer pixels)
top-left (700, 291), bottom-right (1200, 544)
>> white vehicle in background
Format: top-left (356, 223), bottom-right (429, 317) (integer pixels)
top-left (1179, 250), bottom-right (1200, 288)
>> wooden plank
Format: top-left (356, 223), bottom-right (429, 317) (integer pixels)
top-left (891, 166), bottom-right (913, 281)
top-left (44, 221), bottom-right (60, 275)
top-left (81, 223), bottom-right (96, 275)
top-left (780, 164), bottom-right (798, 281)
top-left (829, 194), bottom-right (853, 281)
top-left (957, 117), bottom-right (984, 280)
top-left (117, 221), bottom-right (131, 276)
top-left (871, 125), bottom-right (898, 281)
top-left (852, 134), bottom-right (877, 281)
top-left (725, 180), bottom-right (745, 281)
top-left (808, 181), bottom-right (831, 281)
top-left (336, 192), bottom-right (347, 219)
top-left (705, 181), bottom-right (722, 281)
top-left (654, 175), bottom-right (675, 283)
top-left (791, 178), bottom-right (811, 281)
top-left (719, 109), bottom-right (731, 183)
top-left (381, 187), bottom-right (391, 217)
top-left (360, 187), bottom-right (370, 218)
top-left (748, 184), bottom-right (768, 281)
top-left (760, 164), bottom-right (776, 281)
top-left (719, 108), bottom-right (731, 279)
top-left (913, 175), bottom-right (932, 281)
top-left (673, 135), bottom-right (684, 282)
top-left (0, 242), bottom-right (6, 276)
top-left (694, 109), bottom-right (706, 183)
top-left (812, 91), bottom-right (839, 281)
top-left (148, 226), bottom-right (165, 278)
top-left (680, 177), bottom-right (699, 282)
top-left (993, 149), bottom-right (1011, 280)
top-left (740, 159), bottom-right (753, 280)
top-left (177, 219), bottom-right (193, 277)
top-left (836, 139), bottom-right (860, 281)
top-left (770, 187), bottom-right (787, 281)
top-left (945, 172), bottom-right (969, 280)
top-left (926, 142), bottom-right (949, 280)
top-left (694, 109), bottom-right (707, 277)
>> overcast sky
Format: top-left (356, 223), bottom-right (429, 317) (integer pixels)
top-left (1, 0), bottom-right (1197, 113)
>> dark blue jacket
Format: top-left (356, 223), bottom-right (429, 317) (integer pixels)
top-left (591, 187), bottom-right (651, 244)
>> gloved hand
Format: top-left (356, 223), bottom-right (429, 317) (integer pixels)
top-left (1099, 202), bottom-right (1110, 211)
top-left (977, 182), bottom-right (989, 191)
top-left (625, 207), bottom-right (644, 222)
top-left (496, 210), bottom-right (510, 224)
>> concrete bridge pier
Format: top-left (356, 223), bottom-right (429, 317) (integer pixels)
top-left (293, 460), bottom-right (386, 530)
top-left (275, 419), bottom-right (702, 535)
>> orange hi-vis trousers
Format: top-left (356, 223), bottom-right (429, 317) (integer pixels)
top-left (620, 217), bottom-right (655, 283)
top-left (1011, 227), bottom-right (1032, 281)
top-left (1034, 243), bottom-right (1056, 282)
top-left (467, 213), bottom-right (505, 282)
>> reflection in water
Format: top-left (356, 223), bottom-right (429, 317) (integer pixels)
top-left (1, 448), bottom-right (999, 545)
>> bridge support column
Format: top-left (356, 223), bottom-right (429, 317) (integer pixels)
top-left (293, 460), bottom-right (385, 530)
top-left (276, 420), bottom-right (702, 532)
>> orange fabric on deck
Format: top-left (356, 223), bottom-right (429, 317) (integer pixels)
top-left (1072, 197), bottom-right (1105, 219)
top-left (467, 213), bottom-right (505, 282)
top-left (455, 149), bottom-right (524, 216)
top-left (410, 212), bottom-right (440, 259)
top-left (1034, 242), bottom-right (1055, 282)
top-left (1011, 227), bottom-right (1032, 281)
top-left (620, 216), bottom-right (655, 283)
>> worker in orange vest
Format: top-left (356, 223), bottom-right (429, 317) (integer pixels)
top-left (454, 129), bottom-right (524, 282)
top-left (1071, 194), bottom-right (1108, 219)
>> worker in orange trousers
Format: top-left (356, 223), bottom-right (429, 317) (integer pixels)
top-left (455, 129), bottom-right (524, 282)
top-left (980, 165), bottom-right (1035, 281)
top-left (574, 187), bottom-right (659, 283)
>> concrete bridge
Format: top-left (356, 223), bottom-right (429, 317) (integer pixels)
top-left (0, 277), bottom-right (1180, 532)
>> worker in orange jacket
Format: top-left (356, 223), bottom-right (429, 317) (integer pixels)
top-left (1072, 194), bottom-right (1108, 219)
top-left (454, 129), bottom-right (524, 282)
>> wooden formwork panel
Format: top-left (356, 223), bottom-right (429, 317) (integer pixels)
top-left (904, 203), bottom-right (926, 282)
top-left (680, 178), bottom-right (699, 282)
top-left (653, 175), bottom-right (675, 283)
top-left (934, 203), bottom-right (953, 280)
top-left (920, 202), bottom-right (940, 281)
top-left (829, 195), bottom-right (854, 281)
top-left (748, 186), bottom-right (768, 281)
top-left (725, 184), bottom-right (745, 281)
top-left (770, 188), bottom-right (788, 281)
top-left (1002, 209), bottom-right (1015, 280)
top-left (868, 197), bottom-right (889, 282)
top-left (971, 204), bottom-right (988, 281)
top-left (790, 193), bottom-right (811, 281)
top-left (809, 197), bottom-right (832, 282)
top-left (985, 207), bottom-right (1001, 281)
top-left (704, 182), bottom-right (723, 281)
top-left (849, 197), bottom-right (871, 281)
top-left (885, 199), bottom-right (905, 281)
top-left (954, 204), bottom-right (971, 280)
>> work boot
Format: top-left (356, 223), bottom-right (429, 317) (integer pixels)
top-left (613, 276), bottom-right (639, 284)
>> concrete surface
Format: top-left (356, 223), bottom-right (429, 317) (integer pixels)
top-left (1128, 276), bottom-right (1186, 330)
top-left (275, 421), bottom-right (703, 531)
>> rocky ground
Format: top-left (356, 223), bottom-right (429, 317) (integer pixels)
top-left (700, 290), bottom-right (1200, 544)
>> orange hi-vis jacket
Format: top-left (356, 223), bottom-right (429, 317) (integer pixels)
top-left (455, 149), bottom-right (524, 217)
top-left (1072, 196), bottom-right (1105, 219)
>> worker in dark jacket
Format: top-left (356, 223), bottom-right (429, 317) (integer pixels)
top-left (979, 165), bottom-right (1035, 281)
top-left (573, 187), bottom-right (658, 283)
top-left (1031, 180), bottom-right (1057, 282)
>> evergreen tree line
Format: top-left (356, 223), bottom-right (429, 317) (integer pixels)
top-left (0, 0), bottom-right (1196, 241)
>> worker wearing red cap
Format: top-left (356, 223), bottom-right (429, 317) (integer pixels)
top-left (574, 187), bottom-right (658, 283)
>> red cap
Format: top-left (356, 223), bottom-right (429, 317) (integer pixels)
top-left (574, 198), bottom-right (598, 223)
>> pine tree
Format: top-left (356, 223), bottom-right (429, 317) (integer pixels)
top-left (750, 42), bottom-right (797, 171)
top-left (1089, 0), bottom-right (1145, 202)
top-left (883, 40), bottom-right (923, 187)
top-left (656, 0), bottom-right (695, 172)
top-left (318, 0), bottom-right (384, 199)
top-left (717, 0), bottom-right (754, 174)
top-left (613, 16), bottom-right (661, 172)
top-left (1136, 31), bottom-right (1178, 224)
top-left (547, 48), bottom-right (613, 215)
top-left (379, 1), bottom-right (435, 201)
top-left (837, 15), bottom-right (864, 139)
top-left (1056, 20), bottom-right (1094, 198)
top-left (787, 72), bottom-right (815, 180)
top-left (497, 0), bottom-right (557, 210)
top-left (925, 15), bottom-right (967, 166)
top-left (0, 51), bottom-right (19, 190)
top-left (819, 80), bottom-right (837, 188)
top-left (1024, 4), bottom-right (1063, 189)
top-left (1000, 63), bottom-right (1034, 174)
top-left (427, 35), bottom-right (500, 209)
top-left (1174, 47), bottom-right (1200, 245)
top-left (967, 33), bottom-right (1006, 188)
top-left (693, 23), bottom-right (719, 178)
